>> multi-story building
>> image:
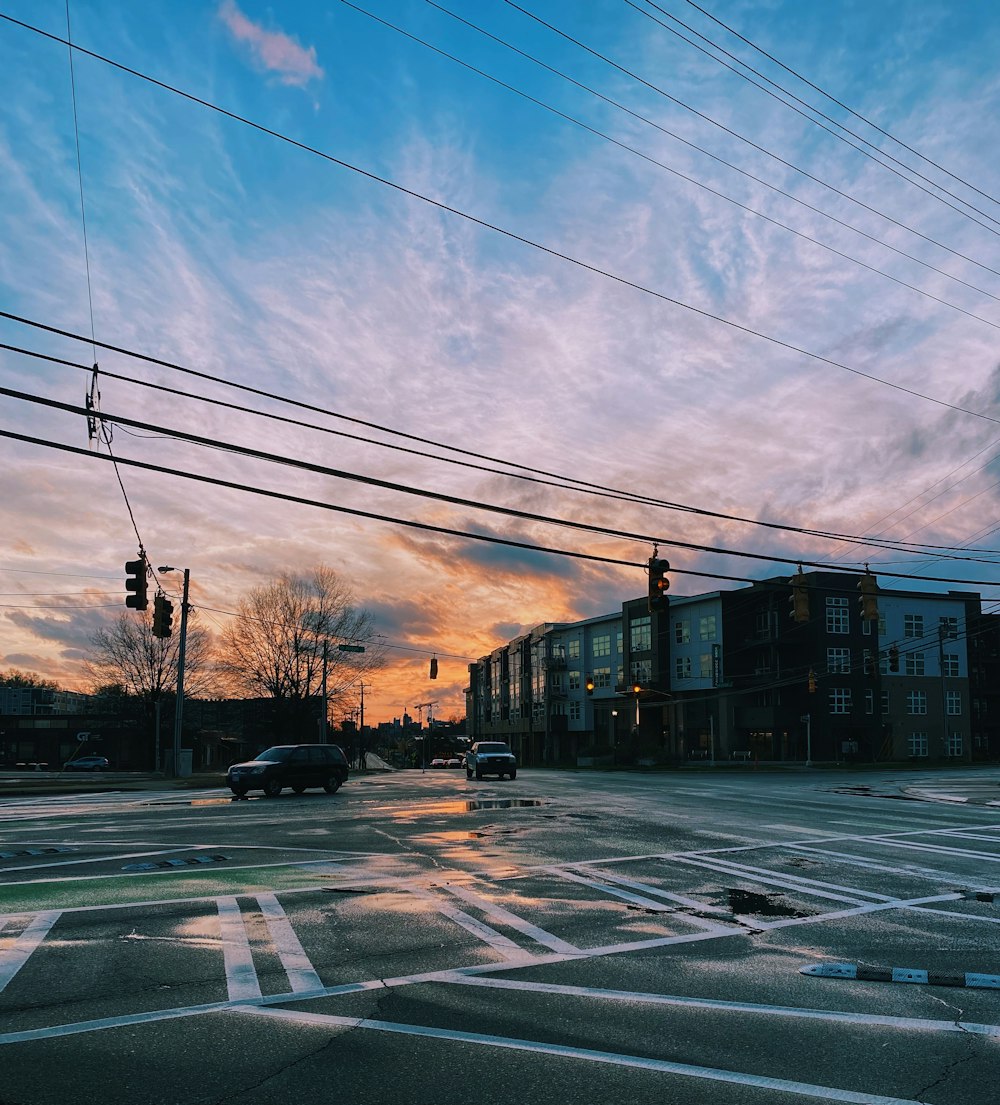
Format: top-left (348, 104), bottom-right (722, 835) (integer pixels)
top-left (466, 570), bottom-right (985, 765)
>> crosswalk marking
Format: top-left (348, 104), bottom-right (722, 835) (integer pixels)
top-left (0, 911), bottom-right (60, 993)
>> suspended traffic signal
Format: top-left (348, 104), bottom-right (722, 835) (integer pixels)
top-left (429, 657), bottom-right (438, 680)
top-left (125, 556), bottom-right (148, 610)
top-left (647, 557), bottom-right (670, 612)
top-left (888, 645), bottom-right (900, 672)
top-left (585, 673), bottom-right (595, 696)
top-left (858, 571), bottom-right (878, 622)
top-left (152, 593), bottom-right (174, 638)
top-left (789, 568), bottom-right (809, 623)
top-left (807, 668), bottom-right (817, 693)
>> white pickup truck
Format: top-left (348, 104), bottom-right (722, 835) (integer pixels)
top-left (465, 741), bottom-right (517, 780)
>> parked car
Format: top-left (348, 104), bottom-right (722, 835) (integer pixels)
top-left (430, 757), bottom-right (447, 768)
top-left (465, 741), bottom-right (517, 780)
top-left (446, 757), bottom-right (462, 769)
top-left (63, 754), bottom-right (110, 772)
top-left (226, 744), bottom-right (348, 798)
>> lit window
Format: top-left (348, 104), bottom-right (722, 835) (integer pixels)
top-left (593, 667), bottom-right (612, 689)
top-left (568, 671), bottom-right (581, 691)
top-left (630, 617), bottom-right (651, 652)
top-left (699, 615), bottom-right (717, 641)
top-left (568, 640), bottom-right (580, 659)
top-left (593, 635), bottom-right (611, 657)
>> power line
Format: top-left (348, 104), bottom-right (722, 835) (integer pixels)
top-left (2, 19), bottom-right (999, 427)
top-left (8, 335), bottom-right (1000, 561)
top-left (340, 1), bottom-right (1000, 330)
top-left (680, 0), bottom-right (1000, 210)
top-left (500, 0), bottom-right (1000, 239)
top-left (628, 0), bottom-right (1000, 227)
top-left (5, 426), bottom-right (1000, 590)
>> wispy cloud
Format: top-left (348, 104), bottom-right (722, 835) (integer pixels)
top-left (218, 1), bottom-right (323, 87)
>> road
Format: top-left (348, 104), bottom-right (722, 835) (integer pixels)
top-left (1, 766), bottom-right (999, 1104)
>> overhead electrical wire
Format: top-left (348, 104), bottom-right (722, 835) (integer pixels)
top-left (680, 0), bottom-right (1000, 210)
top-left (339, 1), bottom-right (1000, 330)
top-left (8, 334), bottom-right (1000, 564)
top-left (424, 0), bottom-right (1000, 285)
top-left (627, 0), bottom-right (1000, 228)
top-left (501, 0), bottom-right (1000, 239)
top-left (1, 18), bottom-right (999, 429)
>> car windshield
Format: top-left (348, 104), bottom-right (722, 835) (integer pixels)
top-left (255, 747), bottom-right (291, 763)
top-left (478, 743), bottom-right (511, 754)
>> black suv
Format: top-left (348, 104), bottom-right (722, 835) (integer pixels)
top-left (226, 744), bottom-right (349, 798)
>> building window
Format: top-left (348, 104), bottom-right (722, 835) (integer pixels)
top-left (829, 688), bottom-right (852, 714)
top-left (755, 611), bottom-right (773, 639)
top-left (568, 640), bottom-right (580, 659)
top-left (940, 616), bottom-right (958, 640)
top-left (946, 691), bottom-right (962, 716)
top-left (616, 664), bottom-right (625, 686)
top-left (908, 732), bottom-right (928, 757)
top-left (593, 635), bottom-right (611, 657)
top-left (826, 597), bottom-right (849, 634)
top-left (568, 671), bottom-right (581, 691)
top-left (674, 620), bottom-right (690, 644)
top-left (630, 659), bottom-right (652, 684)
top-left (569, 702), bottom-right (581, 721)
top-left (549, 673), bottom-right (563, 691)
top-left (905, 652), bottom-right (925, 677)
top-left (827, 647), bottom-right (851, 674)
top-left (865, 689), bottom-right (874, 715)
top-left (593, 667), bottom-right (612, 689)
top-left (699, 653), bottom-right (713, 678)
top-left (630, 617), bottom-right (651, 652)
top-left (947, 732), bottom-right (963, 757)
top-left (943, 653), bottom-right (959, 677)
top-left (881, 689), bottom-right (890, 716)
top-left (699, 615), bottom-right (717, 641)
top-left (904, 614), bottom-right (924, 639)
top-left (862, 613), bottom-right (887, 637)
top-left (675, 656), bottom-right (692, 680)
top-left (616, 631), bottom-right (623, 653)
top-left (907, 691), bottom-right (927, 715)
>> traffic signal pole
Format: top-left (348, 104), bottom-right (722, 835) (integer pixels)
top-left (170, 568), bottom-right (190, 777)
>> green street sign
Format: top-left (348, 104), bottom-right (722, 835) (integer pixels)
top-left (337, 644), bottom-right (366, 653)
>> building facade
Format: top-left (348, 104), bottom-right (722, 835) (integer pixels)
top-left (466, 570), bottom-right (988, 765)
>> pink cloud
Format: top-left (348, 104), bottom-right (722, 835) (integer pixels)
top-left (218, 1), bottom-right (324, 87)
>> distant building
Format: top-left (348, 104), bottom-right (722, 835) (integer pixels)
top-left (466, 570), bottom-right (990, 766)
top-left (0, 686), bottom-right (92, 715)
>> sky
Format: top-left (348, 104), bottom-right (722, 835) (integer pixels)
top-left (2, 0), bottom-right (1000, 724)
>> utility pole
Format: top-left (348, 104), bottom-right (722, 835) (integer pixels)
top-left (160, 566), bottom-right (189, 777)
top-left (320, 640), bottom-right (328, 744)
top-left (359, 681), bottom-right (365, 768)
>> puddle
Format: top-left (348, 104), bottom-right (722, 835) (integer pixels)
top-left (375, 799), bottom-right (545, 819)
top-left (728, 888), bottom-right (808, 918)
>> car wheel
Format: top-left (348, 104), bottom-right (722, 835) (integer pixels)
top-left (230, 788), bottom-right (247, 798)
top-left (263, 778), bottom-right (283, 798)
top-left (323, 776), bottom-right (341, 794)
top-left (475, 768), bottom-right (483, 780)
top-left (509, 768), bottom-right (516, 780)
top-left (466, 768), bottom-right (473, 779)
top-left (292, 785), bottom-right (306, 795)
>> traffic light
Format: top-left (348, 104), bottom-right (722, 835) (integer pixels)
top-left (807, 668), bottom-right (817, 693)
top-left (858, 571), bottom-right (878, 622)
top-left (789, 569), bottom-right (809, 623)
top-left (152, 592), bottom-right (174, 638)
top-left (125, 556), bottom-right (148, 610)
top-left (631, 683), bottom-right (642, 695)
top-left (647, 557), bottom-right (670, 612)
top-left (429, 657), bottom-right (438, 680)
top-left (889, 645), bottom-right (900, 672)
top-left (585, 673), bottom-right (595, 696)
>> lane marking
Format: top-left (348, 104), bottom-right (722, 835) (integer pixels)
top-left (0, 910), bottom-right (60, 993)
top-left (570, 868), bottom-right (738, 921)
top-left (237, 1006), bottom-right (931, 1104)
top-left (785, 845), bottom-right (993, 888)
top-left (674, 855), bottom-right (895, 902)
top-left (443, 883), bottom-right (582, 955)
top-left (217, 897), bottom-right (261, 1001)
top-left (405, 887), bottom-right (529, 960)
top-left (255, 893), bottom-right (323, 993)
top-left (666, 856), bottom-right (870, 905)
top-left (440, 974), bottom-right (1000, 1036)
top-left (543, 866), bottom-right (676, 912)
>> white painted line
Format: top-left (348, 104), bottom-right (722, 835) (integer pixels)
top-left (575, 868), bottom-right (737, 917)
top-left (0, 910), bottom-right (59, 993)
top-left (439, 974), bottom-right (1000, 1037)
top-left (255, 894), bottom-right (323, 993)
top-left (237, 1006), bottom-right (930, 1104)
top-left (216, 897), bottom-right (261, 1001)
top-left (544, 866), bottom-right (675, 912)
top-left (761, 825), bottom-right (848, 837)
top-left (870, 839), bottom-right (1000, 863)
top-left (677, 855), bottom-right (895, 903)
top-left (938, 830), bottom-right (1000, 843)
top-left (902, 905), bottom-right (1000, 926)
top-left (406, 887), bottom-right (529, 960)
top-left (444, 883), bottom-right (582, 955)
top-left (785, 845), bottom-right (992, 888)
top-left (667, 856), bottom-right (869, 905)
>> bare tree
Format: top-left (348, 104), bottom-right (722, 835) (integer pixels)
top-left (216, 565), bottom-right (383, 739)
top-left (85, 612), bottom-right (215, 702)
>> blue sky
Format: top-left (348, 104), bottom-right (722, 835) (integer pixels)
top-left (2, 0), bottom-right (1000, 721)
